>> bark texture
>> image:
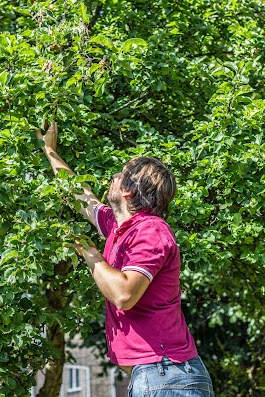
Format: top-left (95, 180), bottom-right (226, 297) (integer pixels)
top-left (36, 261), bottom-right (72, 397)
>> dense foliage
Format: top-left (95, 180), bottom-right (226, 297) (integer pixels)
top-left (0, 0), bottom-right (264, 396)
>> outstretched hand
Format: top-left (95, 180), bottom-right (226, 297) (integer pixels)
top-left (68, 241), bottom-right (103, 272)
top-left (36, 120), bottom-right (58, 152)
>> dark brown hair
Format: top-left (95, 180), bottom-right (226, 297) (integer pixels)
top-left (120, 157), bottom-right (176, 217)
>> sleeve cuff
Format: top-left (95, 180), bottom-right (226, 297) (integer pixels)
top-left (94, 203), bottom-right (105, 238)
top-left (121, 266), bottom-right (153, 282)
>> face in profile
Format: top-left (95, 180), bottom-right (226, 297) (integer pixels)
top-left (106, 172), bottom-right (123, 212)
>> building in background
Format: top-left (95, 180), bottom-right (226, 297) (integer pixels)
top-left (31, 335), bottom-right (129, 397)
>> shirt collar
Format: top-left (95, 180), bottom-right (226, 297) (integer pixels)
top-left (114, 211), bottom-right (154, 237)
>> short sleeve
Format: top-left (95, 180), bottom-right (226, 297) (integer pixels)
top-left (94, 204), bottom-right (115, 238)
top-left (121, 222), bottom-right (170, 282)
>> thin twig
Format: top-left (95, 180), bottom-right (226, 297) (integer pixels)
top-left (95, 125), bottom-right (138, 146)
top-left (107, 93), bottom-right (148, 115)
top-left (187, 51), bottom-right (234, 59)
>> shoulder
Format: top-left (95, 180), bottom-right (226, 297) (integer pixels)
top-left (142, 215), bottom-right (175, 239)
top-left (130, 214), bottom-right (177, 250)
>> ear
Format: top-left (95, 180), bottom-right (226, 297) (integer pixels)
top-left (122, 190), bottom-right (131, 199)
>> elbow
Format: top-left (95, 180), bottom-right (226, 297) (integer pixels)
top-left (115, 294), bottom-right (135, 311)
top-left (116, 302), bottom-right (134, 311)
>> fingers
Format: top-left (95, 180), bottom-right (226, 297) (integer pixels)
top-left (47, 120), bottom-right (58, 134)
top-left (36, 120), bottom-right (57, 139)
top-left (52, 120), bottom-right (58, 133)
top-left (36, 129), bottom-right (43, 140)
top-left (66, 242), bottom-right (85, 257)
top-left (65, 243), bottom-right (76, 248)
top-left (35, 119), bottom-right (58, 150)
top-left (65, 240), bottom-right (97, 257)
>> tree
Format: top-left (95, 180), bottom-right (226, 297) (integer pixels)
top-left (0, 0), bottom-right (264, 396)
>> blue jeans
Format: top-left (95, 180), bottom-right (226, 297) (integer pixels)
top-left (128, 356), bottom-right (214, 397)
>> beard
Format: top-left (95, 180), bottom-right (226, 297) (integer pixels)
top-left (106, 187), bottom-right (123, 214)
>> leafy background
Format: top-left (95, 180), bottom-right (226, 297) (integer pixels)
top-left (0, 0), bottom-right (264, 395)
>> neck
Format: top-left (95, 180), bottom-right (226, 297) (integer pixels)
top-left (111, 204), bottom-right (133, 227)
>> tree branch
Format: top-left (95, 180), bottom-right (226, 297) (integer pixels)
top-left (88, 3), bottom-right (103, 30)
top-left (96, 124), bottom-right (138, 147)
top-left (107, 93), bottom-right (148, 115)
top-left (186, 51), bottom-right (234, 59)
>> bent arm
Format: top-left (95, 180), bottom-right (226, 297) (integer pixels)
top-left (75, 244), bottom-right (150, 310)
top-left (93, 263), bottom-right (150, 310)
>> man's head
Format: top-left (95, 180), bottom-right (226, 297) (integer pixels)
top-left (119, 156), bottom-right (176, 217)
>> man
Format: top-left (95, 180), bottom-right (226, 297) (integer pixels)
top-left (37, 122), bottom-right (215, 396)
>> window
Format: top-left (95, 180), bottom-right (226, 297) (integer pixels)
top-left (67, 366), bottom-right (81, 393)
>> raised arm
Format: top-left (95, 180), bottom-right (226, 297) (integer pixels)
top-left (36, 121), bottom-right (101, 227)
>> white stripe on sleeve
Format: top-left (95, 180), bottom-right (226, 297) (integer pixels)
top-left (121, 266), bottom-right (153, 282)
top-left (94, 204), bottom-right (105, 238)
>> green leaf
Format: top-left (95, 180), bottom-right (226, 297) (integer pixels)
top-left (75, 174), bottom-right (97, 183)
top-left (90, 64), bottom-right (103, 74)
top-left (233, 213), bottom-right (242, 226)
top-left (0, 71), bottom-right (8, 86)
top-left (169, 28), bottom-right (182, 35)
top-left (57, 169), bottom-right (70, 179)
top-left (91, 34), bottom-right (113, 49)
top-left (214, 132), bottom-right (224, 142)
top-left (122, 38), bottom-right (147, 52)
top-left (36, 91), bottom-right (46, 100)
top-left (0, 249), bottom-right (18, 265)
top-left (66, 76), bottom-right (78, 89)
top-left (13, 311), bottom-right (24, 325)
top-left (6, 377), bottom-right (17, 390)
top-left (39, 185), bottom-right (55, 197)
top-left (80, 2), bottom-right (89, 23)
top-left (74, 200), bottom-right (82, 212)
top-left (21, 29), bottom-right (32, 37)
top-left (86, 112), bottom-right (99, 121)
top-left (0, 353), bottom-right (9, 363)
top-left (0, 129), bottom-right (10, 138)
top-left (94, 77), bottom-right (106, 97)
top-left (70, 253), bottom-right (79, 268)
top-left (80, 239), bottom-right (90, 250)
top-left (0, 34), bottom-right (10, 46)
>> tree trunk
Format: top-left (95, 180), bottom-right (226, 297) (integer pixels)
top-left (36, 324), bottom-right (65, 397)
top-left (36, 261), bottom-right (72, 397)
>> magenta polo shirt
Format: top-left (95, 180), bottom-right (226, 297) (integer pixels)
top-left (95, 204), bottom-right (197, 366)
